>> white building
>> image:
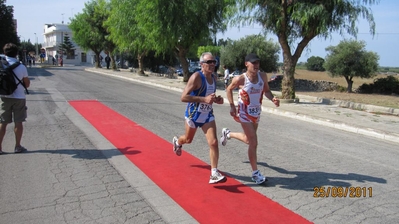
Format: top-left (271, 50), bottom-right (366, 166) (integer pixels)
top-left (42, 23), bottom-right (103, 65)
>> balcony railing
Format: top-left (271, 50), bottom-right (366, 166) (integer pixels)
top-left (42, 41), bottom-right (60, 48)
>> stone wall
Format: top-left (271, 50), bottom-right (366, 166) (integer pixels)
top-left (269, 79), bottom-right (338, 92)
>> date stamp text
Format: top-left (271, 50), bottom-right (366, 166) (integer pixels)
top-left (313, 186), bottom-right (373, 198)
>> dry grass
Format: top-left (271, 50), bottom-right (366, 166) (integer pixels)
top-left (293, 69), bottom-right (399, 109)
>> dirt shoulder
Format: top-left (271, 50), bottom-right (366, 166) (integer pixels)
top-left (296, 91), bottom-right (399, 109)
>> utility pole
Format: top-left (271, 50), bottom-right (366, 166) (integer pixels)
top-left (34, 33), bottom-right (38, 57)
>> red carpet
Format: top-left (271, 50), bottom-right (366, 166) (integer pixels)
top-left (70, 100), bottom-right (311, 224)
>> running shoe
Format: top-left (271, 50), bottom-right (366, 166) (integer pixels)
top-left (209, 170), bottom-right (227, 184)
top-left (220, 128), bottom-right (230, 146)
top-left (172, 136), bottom-right (182, 156)
top-left (14, 145), bottom-right (27, 153)
top-left (252, 170), bottom-right (267, 185)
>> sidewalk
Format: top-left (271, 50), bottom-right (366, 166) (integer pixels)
top-left (85, 67), bottom-right (399, 144)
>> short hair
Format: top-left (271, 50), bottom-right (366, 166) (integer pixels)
top-left (200, 52), bottom-right (213, 62)
top-left (3, 43), bottom-right (18, 57)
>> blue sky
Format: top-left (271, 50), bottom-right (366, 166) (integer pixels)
top-left (7, 0), bottom-right (399, 67)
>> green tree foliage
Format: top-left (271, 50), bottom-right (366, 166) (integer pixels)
top-left (59, 34), bottom-right (75, 59)
top-left (107, 0), bottom-right (153, 74)
top-left (306, 56), bottom-right (325, 71)
top-left (197, 46), bottom-right (221, 59)
top-left (220, 35), bottom-right (280, 73)
top-left (324, 39), bottom-right (379, 93)
top-left (217, 38), bottom-right (229, 46)
top-left (97, 0), bottom-right (117, 70)
top-left (69, 0), bottom-right (108, 68)
top-left (133, 0), bottom-right (231, 81)
top-left (17, 40), bottom-right (35, 64)
top-left (227, 0), bottom-right (378, 99)
top-left (0, 0), bottom-right (19, 48)
top-left (19, 40), bottom-right (35, 54)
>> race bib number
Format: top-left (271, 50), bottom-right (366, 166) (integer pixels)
top-left (198, 103), bottom-right (213, 113)
top-left (247, 105), bottom-right (261, 116)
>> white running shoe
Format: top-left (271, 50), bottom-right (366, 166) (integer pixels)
top-left (220, 128), bottom-right (230, 146)
top-left (209, 170), bottom-right (227, 184)
top-left (172, 136), bottom-right (182, 156)
top-left (252, 170), bottom-right (267, 185)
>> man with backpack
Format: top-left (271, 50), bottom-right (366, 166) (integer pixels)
top-left (0, 43), bottom-right (30, 154)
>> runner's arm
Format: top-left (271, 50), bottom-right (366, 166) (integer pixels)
top-left (262, 73), bottom-right (279, 107)
top-left (180, 72), bottom-right (214, 104)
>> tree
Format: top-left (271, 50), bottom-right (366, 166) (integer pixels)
top-left (324, 39), bottom-right (379, 93)
top-left (220, 35), bottom-right (280, 73)
top-left (69, 0), bottom-right (108, 68)
top-left (59, 34), bottom-right (75, 59)
top-left (134, 0), bottom-right (231, 81)
top-left (306, 56), bottom-right (325, 71)
top-left (217, 38), bottom-right (229, 46)
top-left (19, 40), bottom-right (35, 54)
top-left (0, 0), bottom-right (19, 48)
top-left (227, 0), bottom-right (378, 99)
top-left (107, 0), bottom-right (153, 75)
top-left (197, 46), bottom-right (221, 59)
top-left (97, 0), bottom-right (118, 70)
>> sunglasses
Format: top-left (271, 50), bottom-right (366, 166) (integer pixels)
top-left (201, 60), bottom-right (217, 64)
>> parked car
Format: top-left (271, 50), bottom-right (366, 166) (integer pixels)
top-left (229, 70), bottom-right (241, 79)
top-left (188, 65), bottom-right (201, 76)
top-left (175, 68), bottom-right (183, 76)
top-left (150, 65), bottom-right (169, 74)
top-left (269, 74), bottom-right (283, 81)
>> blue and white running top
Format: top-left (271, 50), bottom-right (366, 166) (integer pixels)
top-left (185, 72), bottom-right (216, 128)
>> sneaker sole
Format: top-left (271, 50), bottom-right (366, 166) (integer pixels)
top-left (252, 177), bottom-right (268, 185)
top-left (173, 136), bottom-right (182, 156)
top-left (209, 176), bottom-right (227, 184)
top-left (221, 128), bottom-right (229, 146)
top-left (221, 139), bottom-right (227, 146)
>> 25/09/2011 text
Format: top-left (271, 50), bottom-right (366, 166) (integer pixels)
top-left (313, 186), bottom-right (372, 198)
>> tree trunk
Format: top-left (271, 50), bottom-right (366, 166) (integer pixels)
top-left (94, 52), bottom-right (101, 68)
top-left (345, 76), bottom-right (354, 93)
top-left (137, 52), bottom-right (145, 75)
top-left (281, 55), bottom-right (297, 99)
top-left (277, 29), bottom-right (313, 99)
top-left (177, 47), bottom-right (189, 82)
top-left (110, 52), bottom-right (117, 70)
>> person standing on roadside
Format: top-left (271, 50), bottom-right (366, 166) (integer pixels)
top-left (105, 55), bottom-right (111, 69)
top-left (223, 65), bottom-right (230, 90)
top-left (26, 54), bottom-right (31, 68)
top-left (220, 53), bottom-right (280, 185)
top-left (173, 52), bottom-right (227, 184)
top-left (59, 56), bottom-right (63, 67)
top-left (0, 43), bottom-right (30, 154)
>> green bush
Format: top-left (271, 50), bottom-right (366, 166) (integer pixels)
top-left (373, 75), bottom-right (399, 94)
top-left (357, 83), bottom-right (374, 94)
top-left (306, 56), bottom-right (325, 71)
top-left (336, 85), bottom-right (347, 92)
top-left (358, 75), bottom-right (399, 94)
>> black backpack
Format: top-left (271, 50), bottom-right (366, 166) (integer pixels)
top-left (0, 60), bottom-right (29, 95)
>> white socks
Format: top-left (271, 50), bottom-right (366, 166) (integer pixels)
top-left (211, 168), bottom-right (218, 175)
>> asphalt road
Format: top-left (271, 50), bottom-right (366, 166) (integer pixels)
top-left (1, 66), bottom-right (398, 224)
